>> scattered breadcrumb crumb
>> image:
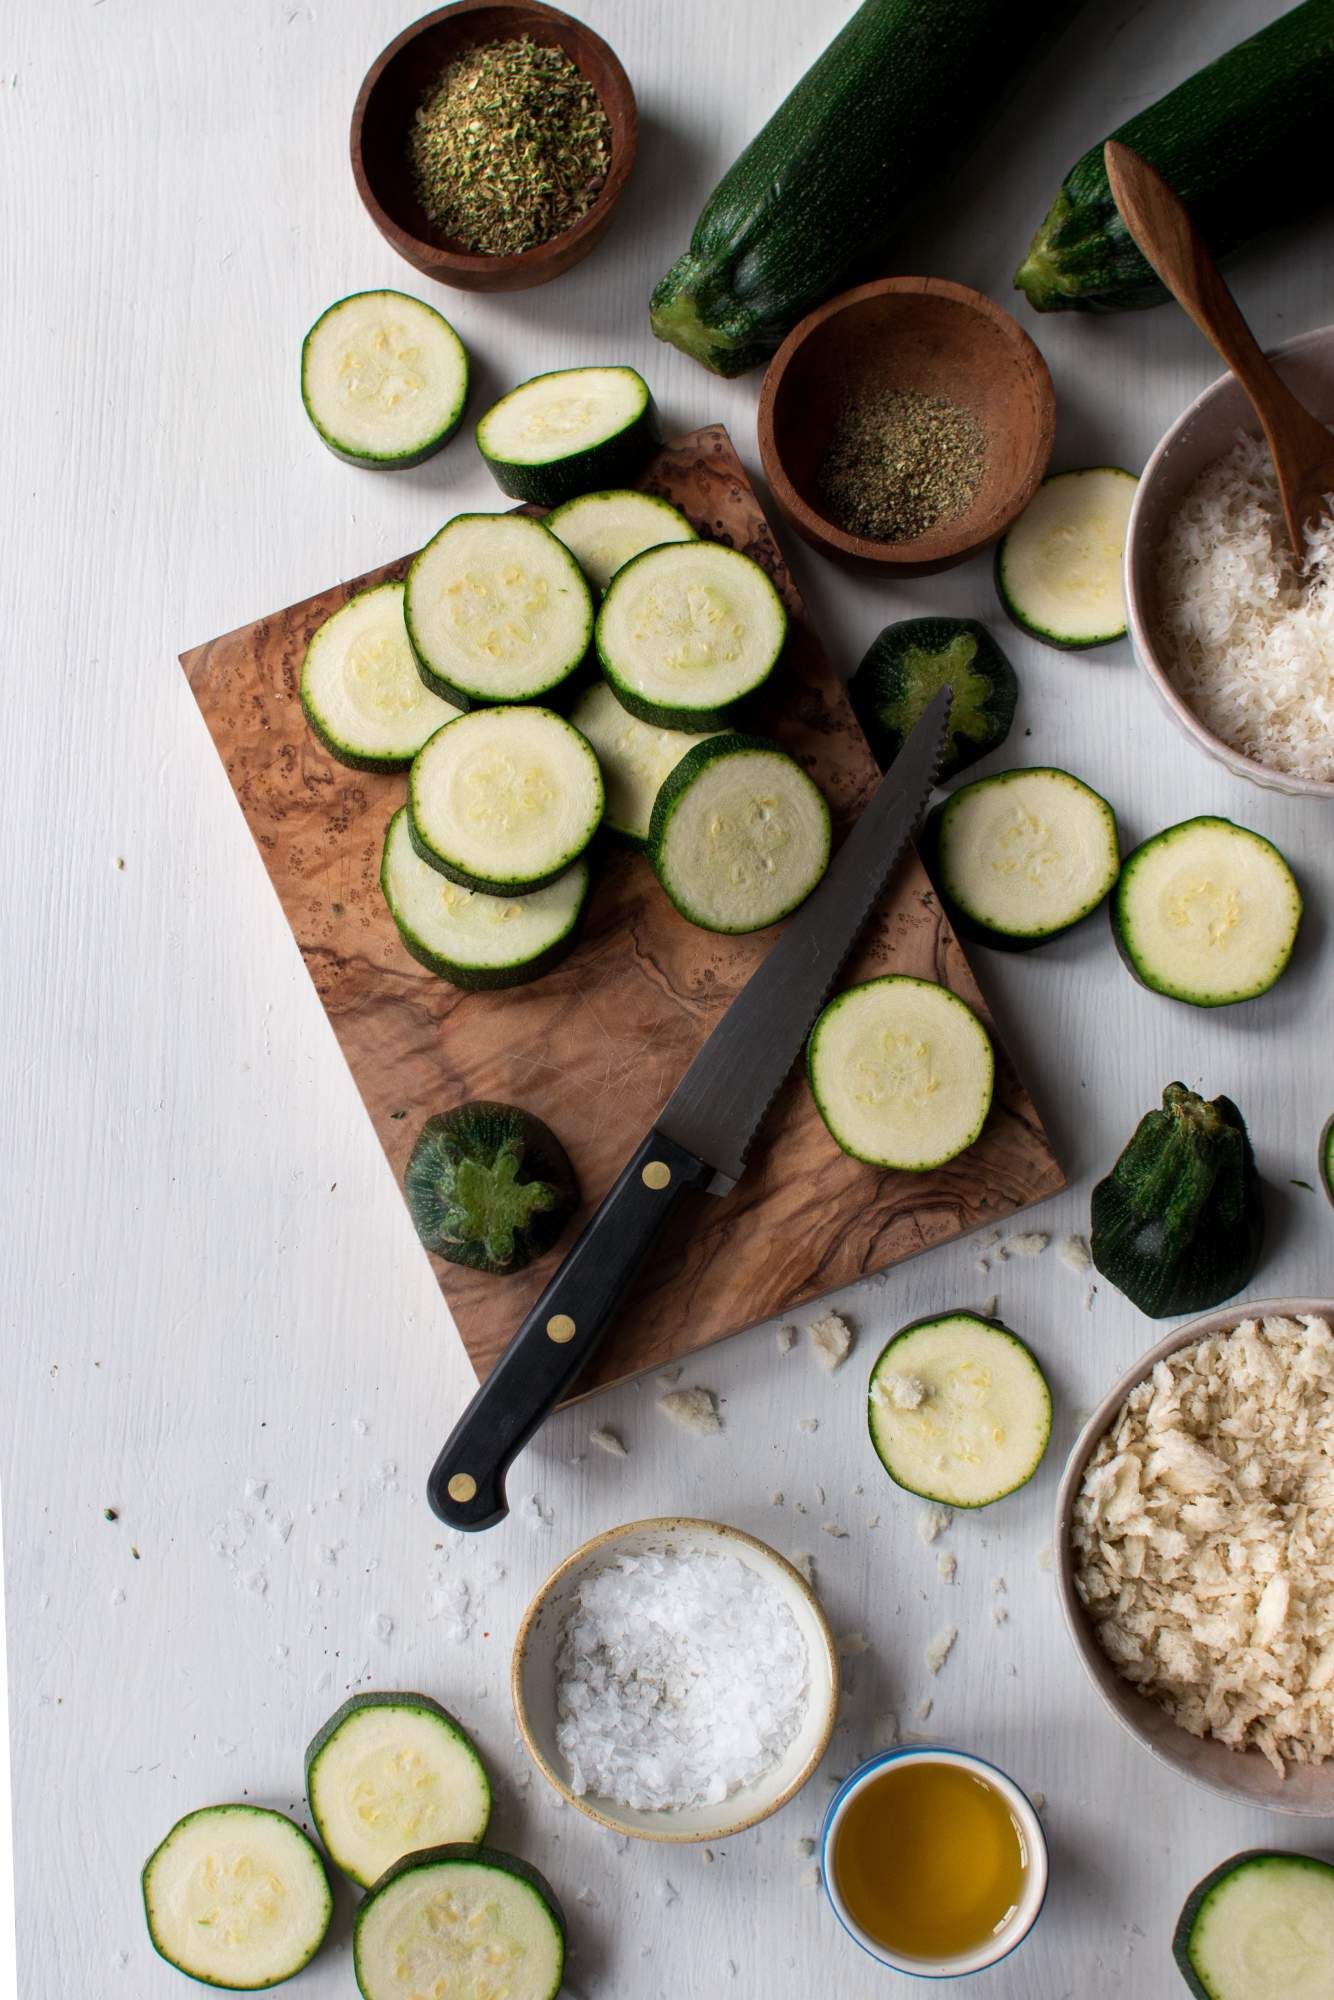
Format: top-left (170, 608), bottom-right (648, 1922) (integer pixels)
top-left (1008, 1231), bottom-right (1049, 1257)
top-left (871, 1712), bottom-right (899, 1751)
top-left (821, 1521), bottom-right (848, 1539)
top-left (770, 1489), bottom-right (784, 1507)
top-left (866, 1514), bottom-right (881, 1530)
top-left (799, 1864), bottom-right (820, 1889)
top-left (874, 1372), bottom-right (930, 1412)
top-left (1037, 1543), bottom-right (1053, 1572)
top-left (937, 1551), bottom-right (957, 1584)
top-left (658, 1386), bottom-right (721, 1435)
top-left (838, 1631), bottom-right (869, 1657)
top-left (792, 1552), bottom-right (816, 1587)
top-left (926, 1628), bottom-right (958, 1675)
top-left (776, 1325), bottom-right (796, 1355)
top-left (795, 1836), bottom-right (816, 1858)
top-left (702, 1848), bottom-right (715, 1865)
top-left (660, 1363), bottom-right (683, 1385)
top-left (992, 1605), bottom-right (1008, 1626)
top-left (1058, 1233), bottom-right (1092, 1275)
top-left (794, 1501), bottom-right (807, 1515)
top-left (1084, 1285), bottom-right (1097, 1312)
top-left (798, 1416), bottom-right (820, 1433)
top-left (1031, 1790), bottom-right (1046, 1814)
top-left (917, 1504), bottom-right (952, 1545)
top-left (914, 1697), bottom-right (934, 1721)
top-left (976, 1257), bottom-right (990, 1275)
top-left (815, 1485), bottom-right (826, 1506)
top-left (809, 1311), bottom-right (853, 1370)
top-left (980, 1296), bottom-right (999, 1320)
top-left (590, 1427), bottom-right (627, 1457)
top-left (992, 1576), bottom-right (1007, 1596)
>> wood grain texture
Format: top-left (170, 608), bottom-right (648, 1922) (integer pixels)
top-left (182, 427), bottom-right (1063, 1394)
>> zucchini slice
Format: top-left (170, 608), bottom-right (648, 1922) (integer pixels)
top-left (301, 291), bottom-right (469, 469)
top-left (300, 582), bottom-right (462, 772)
top-left (405, 513), bottom-right (593, 708)
top-left (849, 616), bottom-right (1017, 780)
top-left (928, 767), bottom-right (1120, 947)
top-left (544, 488), bottom-right (697, 595)
top-left (404, 1103), bottom-right (578, 1275)
top-left (568, 681), bottom-right (713, 845)
top-left (476, 366), bottom-right (660, 506)
top-left (142, 1804), bottom-right (332, 1991)
top-left (408, 707), bottom-right (604, 896)
top-left (808, 975), bottom-right (993, 1170)
top-left (381, 808), bottom-right (589, 988)
top-left (648, 733), bottom-right (830, 932)
top-left (1322, 1115), bottom-right (1334, 1207)
top-left (868, 1311), bottom-right (1051, 1507)
top-left (597, 541), bottom-right (788, 729)
top-left (1113, 816), bottom-right (1302, 1007)
top-left (306, 1692), bottom-right (491, 1892)
top-left (1173, 1849), bottom-right (1334, 2000)
top-left (354, 1845), bottom-right (565, 2000)
top-left (996, 468), bottom-right (1137, 648)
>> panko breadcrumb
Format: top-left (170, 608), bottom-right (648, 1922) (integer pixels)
top-left (1073, 1315), bottom-right (1334, 1776)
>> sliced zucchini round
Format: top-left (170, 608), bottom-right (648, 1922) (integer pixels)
top-left (648, 733), bottom-right (829, 932)
top-left (1112, 816), bottom-right (1302, 1007)
top-left (476, 366), bottom-right (660, 506)
top-left (405, 513), bottom-right (593, 708)
top-left (1173, 1849), bottom-right (1334, 2000)
top-left (868, 1311), bottom-right (1051, 1508)
top-left (597, 541), bottom-right (787, 729)
top-left (301, 291), bottom-right (469, 469)
top-left (354, 1845), bottom-right (565, 2000)
top-left (306, 1692), bottom-right (491, 1892)
top-left (996, 467), bottom-right (1138, 648)
top-left (1322, 1115), bottom-right (1334, 1208)
top-left (300, 582), bottom-right (462, 772)
top-left (545, 487), bottom-right (697, 594)
top-left (929, 767), bottom-right (1120, 947)
top-left (569, 681), bottom-right (713, 845)
top-left (142, 1804), bottom-right (332, 1991)
top-left (382, 808), bottom-right (589, 988)
top-left (408, 707), bottom-right (603, 896)
top-left (849, 616), bottom-right (1017, 781)
top-left (808, 976), bottom-right (993, 1171)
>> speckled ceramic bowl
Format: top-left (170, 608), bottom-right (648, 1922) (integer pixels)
top-left (1124, 324), bottom-right (1334, 799)
top-left (1057, 1297), bottom-right (1334, 1815)
top-left (511, 1515), bottom-right (839, 1842)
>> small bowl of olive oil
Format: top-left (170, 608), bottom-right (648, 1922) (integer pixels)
top-left (820, 1746), bottom-right (1048, 1977)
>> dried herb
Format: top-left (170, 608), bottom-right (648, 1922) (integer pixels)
top-left (818, 389), bottom-right (988, 543)
top-left (409, 36), bottom-right (611, 257)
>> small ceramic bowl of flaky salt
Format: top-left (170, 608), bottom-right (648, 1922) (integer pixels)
top-left (512, 1516), bottom-right (840, 1841)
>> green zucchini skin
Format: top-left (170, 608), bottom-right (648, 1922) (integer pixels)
top-left (1016, 0), bottom-right (1334, 313)
top-left (404, 1103), bottom-right (578, 1275)
top-left (1322, 1114), bottom-right (1334, 1206)
top-left (1090, 1084), bottom-right (1265, 1319)
top-left (849, 617), bottom-right (1016, 780)
top-left (650, 0), bottom-right (1072, 376)
top-left (1172, 1849), bottom-right (1334, 2000)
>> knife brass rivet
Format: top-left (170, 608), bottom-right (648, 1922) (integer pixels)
top-left (641, 1160), bottom-right (672, 1191)
top-left (547, 1313), bottom-right (577, 1344)
top-left (446, 1473), bottom-right (476, 1504)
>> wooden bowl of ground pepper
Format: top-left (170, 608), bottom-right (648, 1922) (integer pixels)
top-left (757, 277), bottom-right (1055, 576)
top-left (351, 0), bottom-right (637, 292)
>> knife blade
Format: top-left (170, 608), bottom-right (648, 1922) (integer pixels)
top-left (428, 688), bottom-right (951, 1530)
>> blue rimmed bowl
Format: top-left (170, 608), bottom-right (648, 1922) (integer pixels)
top-left (820, 1745), bottom-right (1049, 1978)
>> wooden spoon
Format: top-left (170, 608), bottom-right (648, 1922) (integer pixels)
top-left (1104, 138), bottom-right (1334, 563)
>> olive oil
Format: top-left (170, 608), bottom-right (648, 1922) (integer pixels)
top-left (833, 1760), bottom-right (1026, 1960)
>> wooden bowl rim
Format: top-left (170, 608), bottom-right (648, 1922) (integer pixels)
top-left (757, 275), bottom-right (1056, 569)
top-left (349, 0), bottom-right (637, 281)
top-left (510, 1514), bottom-right (841, 1842)
top-left (1055, 1297), bottom-right (1334, 1816)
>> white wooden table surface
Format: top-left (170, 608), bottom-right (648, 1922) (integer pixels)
top-left (4, 2), bottom-right (1334, 1994)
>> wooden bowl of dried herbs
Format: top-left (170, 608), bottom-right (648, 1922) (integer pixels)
top-left (351, 0), bottom-right (637, 292)
top-left (757, 277), bottom-right (1056, 576)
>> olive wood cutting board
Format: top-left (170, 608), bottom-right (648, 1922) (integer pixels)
top-left (181, 426), bottom-right (1064, 1399)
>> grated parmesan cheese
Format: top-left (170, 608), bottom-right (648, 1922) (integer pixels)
top-left (1073, 1315), bottom-right (1334, 1776)
top-left (1156, 432), bottom-right (1334, 783)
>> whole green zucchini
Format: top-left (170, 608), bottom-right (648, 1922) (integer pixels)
top-left (650, 0), bottom-right (1075, 376)
top-left (1017, 0), bottom-right (1334, 312)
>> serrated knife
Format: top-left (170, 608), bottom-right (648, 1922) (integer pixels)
top-left (428, 688), bottom-right (950, 1530)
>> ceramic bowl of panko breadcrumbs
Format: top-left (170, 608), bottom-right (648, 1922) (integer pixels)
top-left (1057, 1297), bottom-right (1334, 1816)
top-left (512, 1516), bottom-right (840, 1842)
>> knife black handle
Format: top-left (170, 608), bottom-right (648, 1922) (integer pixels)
top-left (427, 1128), bottom-right (714, 1531)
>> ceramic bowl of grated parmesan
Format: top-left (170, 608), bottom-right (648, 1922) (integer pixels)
top-left (1058, 1299), bottom-right (1334, 1815)
top-left (1126, 324), bottom-right (1334, 796)
top-left (512, 1516), bottom-right (839, 1841)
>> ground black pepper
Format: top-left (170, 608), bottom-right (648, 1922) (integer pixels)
top-left (818, 388), bottom-right (988, 542)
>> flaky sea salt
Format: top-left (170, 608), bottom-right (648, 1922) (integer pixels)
top-left (555, 1549), bottom-right (809, 1811)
